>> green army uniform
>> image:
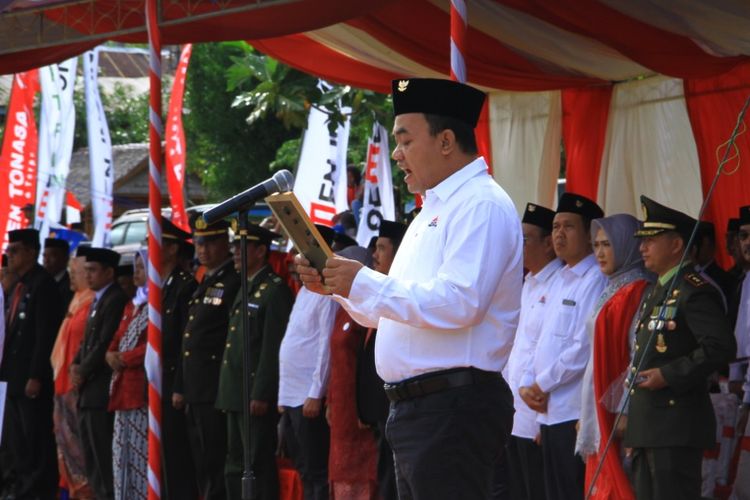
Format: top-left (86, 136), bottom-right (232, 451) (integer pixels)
top-left (624, 196), bottom-right (736, 500)
top-left (216, 264), bottom-right (295, 500)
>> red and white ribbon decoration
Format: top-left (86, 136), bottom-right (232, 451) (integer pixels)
top-left (450, 0), bottom-right (467, 83)
top-left (145, 0), bottom-right (163, 498)
top-left (165, 44), bottom-right (192, 233)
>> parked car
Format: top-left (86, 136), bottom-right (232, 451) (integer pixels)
top-left (110, 202), bottom-right (272, 265)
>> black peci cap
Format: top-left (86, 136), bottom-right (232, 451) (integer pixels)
top-left (85, 247), bottom-right (121, 269)
top-left (727, 218), bottom-right (740, 233)
top-left (378, 220), bottom-right (408, 244)
top-left (556, 193), bottom-right (604, 222)
top-left (44, 237), bottom-right (70, 253)
top-left (315, 224), bottom-right (336, 248)
top-left (8, 228), bottom-right (40, 249)
top-left (739, 205), bottom-right (750, 226)
top-left (392, 78), bottom-right (486, 128)
top-left (522, 203), bottom-right (556, 232)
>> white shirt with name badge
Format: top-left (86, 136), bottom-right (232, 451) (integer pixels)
top-left (522, 253), bottom-right (605, 426)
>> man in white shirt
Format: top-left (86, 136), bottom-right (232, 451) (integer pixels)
top-left (296, 78), bottom-right (523, 499)
top-left (519, 192), bottom-right (606, 500)
top-left (278, 281), bottom-right (339, 500)
top-left (505, 202), bottom-right (561, 500)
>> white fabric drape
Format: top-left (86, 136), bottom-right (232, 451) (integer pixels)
top-left (597, 76), bottom-right (703, 218)
top-left (488, 90), bottom-right (561, 213)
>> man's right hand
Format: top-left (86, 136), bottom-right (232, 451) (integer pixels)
top-left (172, 392), bottom-right (185, 410)
top-left (519, 384), bottom-right (548, 413)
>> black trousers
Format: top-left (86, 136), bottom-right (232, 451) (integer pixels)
top-left (506, 435), bottom-right (545, 500)
top-left (161, 393), bottom-right (198, 499)
top-left (385, 377), bottom-right (514, 500)
top-left (186, 402), bottom-right (227, 500)
top-left (281, 406), bottom-right (330, 500)
top-left (4, 394), bottom-right (58, 499)
top-left (373, 420), bottom-right (398, 500)
top-left (540, 420), bottom-right (584, 500)
top-left (225, 410), bottom-right (280, 500)
top-left (78, 407), bottom-right (114, 500)
top-left (632, 447), bottom-right (702, 500)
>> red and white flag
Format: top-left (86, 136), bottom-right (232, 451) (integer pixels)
top-left (356, 122), bottom-right (395, 246)
top-left (165, 44), bottom-right (192, 232)
top-left (0, 70), bottom-right (39, 249)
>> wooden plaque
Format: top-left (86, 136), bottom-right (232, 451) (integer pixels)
top-left (265, 192), bottom-right (334, 273)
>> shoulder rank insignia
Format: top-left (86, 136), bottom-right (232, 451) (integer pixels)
top-left (685, 273), bottom-right (706, 287)
top-left (260, 283), bottom-right (268, 291)
top-left (272, 276), bottom-right (282, 284)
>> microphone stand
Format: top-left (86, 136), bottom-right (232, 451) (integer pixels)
top-left (238, 207), bottom-right (257, 500)
top-left (585, 93), bottom-right (750, 499)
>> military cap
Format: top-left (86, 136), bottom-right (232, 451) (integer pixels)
top-left (727, 218), bottom-right (740, 233)
top-left (162, 216), bottom-right (192, 242)
top-left (193, 217), bottom-right (229, 244)
top-left (8, 228), bottom-right (40, 249)
top-left (392, 78), bottom-right (486, 128)
top-left (739, 205), bottom-right (750, 226)
top-left (315, 224), bottom-right (336, 248)
top-left (85, 247), bottom-right (121, 268)
top-left (634, 195), bottom-right (696, 241)
top-left (556, 193), bottom-right (604, 221)
top-left (522, 203), bottom-right (556, 232)
top-left (233, 223), bottom-right (281, 247)
top-left (379, 220), bottom-right (408, 244)
top-left (44, 237), bottom-right (70, 253)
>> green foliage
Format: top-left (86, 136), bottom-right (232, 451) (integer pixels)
top-left (184, 42), bottom-right (296, 201)
top-left (73, 81), bottom-right (150, 149)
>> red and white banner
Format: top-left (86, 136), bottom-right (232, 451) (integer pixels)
top-left (293, 105), bottom-right (350, 226)
top-left (36, 57), bottom-right (78, 243)
top-left (356, 122), bottom-right (395, 246)
top-left (165, 43), bottom-right (192, 232)
top-left (83, 49), bottom-right (114, 247)
top-left (0, 70), bottom-right (39, 249)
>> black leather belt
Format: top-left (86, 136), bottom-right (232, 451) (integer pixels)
top-left (383, 367), bottom-right (501, 403)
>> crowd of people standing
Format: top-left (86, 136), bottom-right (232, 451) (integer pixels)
top-left (0, 76), bottom-right (748, 500)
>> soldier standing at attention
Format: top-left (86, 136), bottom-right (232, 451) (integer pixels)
top-left (159, 217), bottom-right (199, 499)
top-left (625, 196), bottom-right (736, 500)
top-left (1, 229), bottom-right (64, 500)
top-left (217, 224), bottom-right (294, 500)
top-left (173, 219), bottom-right (240, 500)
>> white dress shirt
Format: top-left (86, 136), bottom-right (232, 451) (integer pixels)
top-left (522, 253), bottom-right (606, 426)
top-left (507, 258), bottom-right (563, 439)
top-left (278, 287), bottom-right (339, 406)
top-left (336, 157), bottom-right (523, 383)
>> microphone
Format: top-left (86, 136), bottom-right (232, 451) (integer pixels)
top-left (202, 169), bottom-right (294, 225)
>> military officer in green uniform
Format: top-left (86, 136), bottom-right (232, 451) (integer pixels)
top-left (159, 217), bottom-right (199, 499)
top-left (624, 196), bottom-right (736, 500)
top-left (217, 224), bottom-right (295, 500)
top-left (173, 218), bottom-right (240, 500)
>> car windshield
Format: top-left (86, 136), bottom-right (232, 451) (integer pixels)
top-left (110, 223), bottom-right (126, 246)
top-left (125, 221), bottom-right (147, 245)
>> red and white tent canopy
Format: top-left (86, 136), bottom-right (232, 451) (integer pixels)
top-left (2, 0), bottom-right (749, 264)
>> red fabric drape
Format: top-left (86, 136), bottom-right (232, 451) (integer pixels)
top-left (476, 100), bottom-right (493, 175)
top-left (587, 279), bottom-right (649, 500)
top-left (684, 61), bottom-right (750, 269)
top-left (562, 86), bottom-right (613, 201)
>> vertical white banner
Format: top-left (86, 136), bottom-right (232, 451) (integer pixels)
top-left (36, 57), bottom-right (77, 242)
top-left (293, 106), bottom-right (350, 226)
top-left (84, 49), bottom-right (114, 247)
top-left (356, 122), bottom-right (395, 246)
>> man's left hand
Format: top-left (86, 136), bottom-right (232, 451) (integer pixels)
top-left (250, 400), bottom-right (269, 416)
top-left (321, 257), bottom-right (363, 298)
top-left (25, 378), bottom-right (41, 399)
top-left (636, 368), bottom-right (668, 390)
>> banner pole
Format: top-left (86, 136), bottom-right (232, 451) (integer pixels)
top-left (145, 0), bottom-right (163, 498)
